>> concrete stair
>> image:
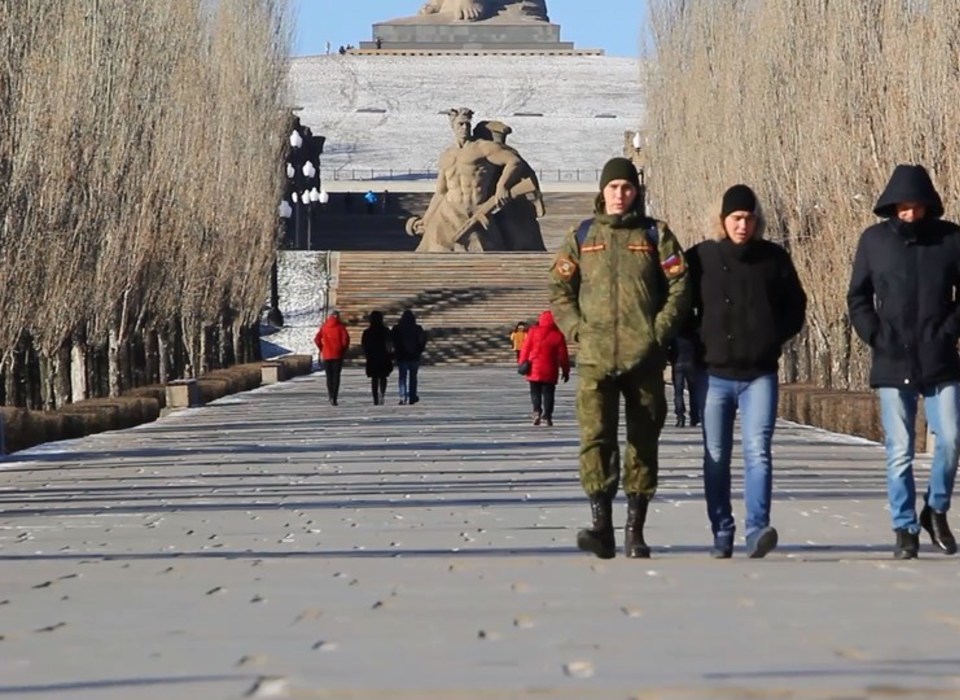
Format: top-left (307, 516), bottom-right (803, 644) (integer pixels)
top-left (309, 191), bottom-right (595, 253)
top-left (332, 251), bottom-right (558, 365)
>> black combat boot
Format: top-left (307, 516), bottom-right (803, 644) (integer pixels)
top-left (675, 415), bottom-right (685, 428)
top-left (894, 528), bottom-right (920, 559)
top-left (577, 494), bottom-right (615, 559)
top-left (624, 494), bottom-right (651, 558)
top-left (920, 504), bottom-right (958, 554)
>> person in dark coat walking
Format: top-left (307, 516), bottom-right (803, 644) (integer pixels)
top-left (687, 184), bottom-right (807, 559)
top-left (361, 310), bottom-right (393, 405)
top-left (667, 331), bottom-right (699, 428)
top-left (518, 310), bottom-right (570, 426)
top-left (391, 309), bottom-right (428, 405)
top-left (847, 164), bottom-right (960, 559)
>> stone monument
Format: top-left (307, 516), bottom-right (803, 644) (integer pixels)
top-left (406, 108), bottom-right (546, 252)
top-left (362, 0), bottom-right (592, 53)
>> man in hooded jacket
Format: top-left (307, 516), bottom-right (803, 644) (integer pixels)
top-left (550, 157), bottom-right (691, 559)
top-left (391, 309), bottom-right (428, 405)
top-left (848, 164), bottom-right (960, 559)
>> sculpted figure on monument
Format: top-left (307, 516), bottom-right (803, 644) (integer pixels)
top-left (473, 120), bottom-right (546, 251)
top-left (409, 107), bottom-right (545, 252)
top-left (418, 0), bottom-right (549, 22)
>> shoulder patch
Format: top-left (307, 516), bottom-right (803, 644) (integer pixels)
top-left (553, 256), bottom-right (578, 281)
top-left (661, 253), bottom-right (686, 278)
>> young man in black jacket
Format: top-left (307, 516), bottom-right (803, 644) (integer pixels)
top-left (687, 184), bottom-right (807, 558)
top-left (847, 164), bottom-right (960, 559)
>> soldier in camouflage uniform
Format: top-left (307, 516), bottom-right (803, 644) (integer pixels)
top-left (549, 157), bottom-right (691, 559)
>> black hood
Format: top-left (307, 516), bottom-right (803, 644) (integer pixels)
top-left (873, 164), bottom-right (944, 219)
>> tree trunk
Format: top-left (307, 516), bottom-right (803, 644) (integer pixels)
top-left (157, 329), bottom-right (169, 384)
top-left (55, 342), bottom-right (72, 406)
top-left (39, 352), bottom-right (55, 410)
top-left (71, 338), bottom-right (88, 402)
top-left (145, 329), bottom-right (160, 385)
top-left (108, 325), bottom-right (122, 397)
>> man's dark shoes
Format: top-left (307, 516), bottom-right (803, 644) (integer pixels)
top-left (675, 416), bottom-right (685, 428)
top-left (710, 532), bottom-right (734, 559)
top-left (544, 417), bottom-right (554, 427)
top-left (624, 494), bottom-right (651, 558)
top-left (577, 494), bottom-right (615, 559)
top-left (894, 528), bottom-right (920, 559)
top-left (532, 412), bottom-right (541, 426)
top-left (746, 526), bottom-right (778, 559)
top-left (920, 505), bottom-right (957, 554)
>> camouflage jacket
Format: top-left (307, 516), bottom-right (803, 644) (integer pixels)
top-left (548, 209), bottom-right (691, 374)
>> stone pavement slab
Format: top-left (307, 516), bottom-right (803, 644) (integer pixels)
top-left (1, 367), bottom-right (959, 699)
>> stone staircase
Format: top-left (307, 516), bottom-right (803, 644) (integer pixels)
top-left (332, 252), bottom-right (556, 365)
top-left (309, 191), bottom-right (594, 253)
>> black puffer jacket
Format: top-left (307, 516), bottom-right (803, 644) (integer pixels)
top-left (847, 164), bottom-right (960, 389)
top-left (687, 238), bottom-right (807, 380)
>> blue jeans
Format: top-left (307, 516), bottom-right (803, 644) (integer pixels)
top-left (878, 383), bottom-right (960, 532)
top-left (699, 373), bottom-right (778, 541)
top-left (397, 360), bottom-right (419, 403)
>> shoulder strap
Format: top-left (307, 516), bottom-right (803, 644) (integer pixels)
top-left (575, 218), bottom-right (594, 248)
top-left (576, 217), bottom-right (661, 251)
top-left (646, 222), bottom-right (660, 246)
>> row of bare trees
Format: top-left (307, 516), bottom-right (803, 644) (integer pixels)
top-left (643, 0), bottom-right (960, 389)
top-left (0, 0), bottom-right (291, 408)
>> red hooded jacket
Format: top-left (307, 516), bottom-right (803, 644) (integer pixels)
top-left (314, 314), bottom-right (350, 360)
top-left (518, 311), bottom-right (570, 384)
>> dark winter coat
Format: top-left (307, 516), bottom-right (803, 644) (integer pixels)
top-left (687, 238), bottom-right (807, 380)
top-left (361, 319), bottom-right (393, 378)
top-left (391, 310), bottom-right (428, 362)
top-left (518, 310), bottom-right (570, 385)
top-left (847, 164), bottom-right (960, 389)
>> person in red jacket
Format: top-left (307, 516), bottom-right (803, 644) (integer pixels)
top-left (518, 310), bottom-right (570, 426)
top-left (314, 310), bottom-right (350, 405)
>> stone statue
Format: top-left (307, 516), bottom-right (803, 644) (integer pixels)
top-left (408, 108), bottom-right (545, 252)
top-left (473, 120), bottom-right (546, 251)
top-left (418, 0), bottom-right (549, 22)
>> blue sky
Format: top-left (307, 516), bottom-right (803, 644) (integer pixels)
top-left (291, 0), bottom-right (647, 58)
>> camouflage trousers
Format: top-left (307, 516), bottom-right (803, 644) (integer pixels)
top-left (576, 363), bottom-right (667, 498)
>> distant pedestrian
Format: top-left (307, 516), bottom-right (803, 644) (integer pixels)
top-left (848, 164), bottom-right (960, 560)
top-left (518, 310), bottom-right (569, 427)
top-left (509, 321), bottom-right (528, 360)
top-left (364, 190), bottom-right (378, 215)
top-left (687, 184), bottom-right (807, 559)
top-left (313, 310), bottom-right (350, 406)
top-left (382, 189), bottom-right (390, 213)
top-left (338, 45), bottom-right (346, 56)
top-left (361, 310), bottom-right (393, 405)
top-left (325, 40), bottom-right (331, 55)
top-left (376, 36), bottom-right (383, 50)
top-left (392, 309), bottom-right (428, 405)
top-left (668, 331), bottom-right (699, 428)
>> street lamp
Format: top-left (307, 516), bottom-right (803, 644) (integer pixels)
top-left (269, 201), bottom-right (292, 327)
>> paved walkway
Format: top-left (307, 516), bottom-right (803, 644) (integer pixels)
top-left (1, 368), bottom-right (957, 699)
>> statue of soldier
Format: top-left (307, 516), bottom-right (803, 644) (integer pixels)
top-left (473, 119), bottom-right (546, 251)
top-left (411, 108), bottom-right (524, 252)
